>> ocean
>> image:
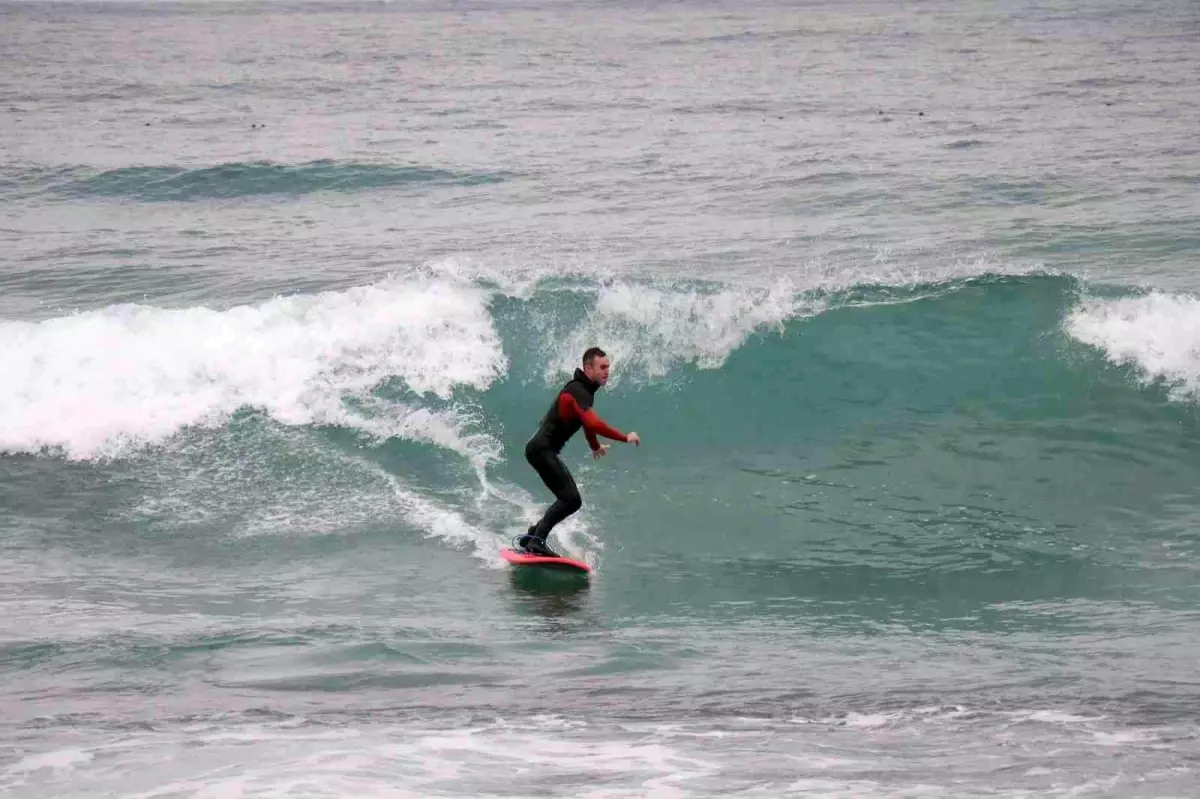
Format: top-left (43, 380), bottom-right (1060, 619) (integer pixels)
top-left (2, 0), bottom-right (1200, 795)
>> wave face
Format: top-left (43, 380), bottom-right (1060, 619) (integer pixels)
top-left (4, 270), bottom-right (1200, 587)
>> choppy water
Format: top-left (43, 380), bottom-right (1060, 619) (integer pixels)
top-left (3, 0), bottom-right (1200, 795)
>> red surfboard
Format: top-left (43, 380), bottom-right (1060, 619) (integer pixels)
top-left (500, 548), bottom-right (592, 573)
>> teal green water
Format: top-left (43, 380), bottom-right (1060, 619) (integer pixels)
top-left (3, 0), bottom-right (1200, 795)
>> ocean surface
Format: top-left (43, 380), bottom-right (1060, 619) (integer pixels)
top-left (2, 0), bottom-right (1200, 795)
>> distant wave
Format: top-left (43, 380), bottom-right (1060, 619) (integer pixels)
top-left (4, 160), bottom-right (507, 202)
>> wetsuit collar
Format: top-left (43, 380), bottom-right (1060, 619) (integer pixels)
top-left (573, 368), bottom-right (601, 393)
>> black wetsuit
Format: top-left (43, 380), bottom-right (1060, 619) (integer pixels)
top-left (524, 368), bottom-right (627, 543)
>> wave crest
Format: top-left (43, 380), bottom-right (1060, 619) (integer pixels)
top-left (0, 276), bottom-right (505, 459)
top-left (1066, 291), bottom-right (1200, 401)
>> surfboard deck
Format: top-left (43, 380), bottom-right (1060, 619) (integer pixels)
top-left (500, 548), bottom-right (592, 573)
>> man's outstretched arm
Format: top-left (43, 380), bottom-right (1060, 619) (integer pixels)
top-left (558, 393), bottom-right (628, 449)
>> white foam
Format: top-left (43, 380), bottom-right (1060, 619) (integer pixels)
top-left (1092, 728), bottom-right (1160, 746)
top-left (9, 748), bottom-right (94, 773)
top-left (0, 718), bottom-right (719, 799)
top-left (3, 712), bottom-right (1184, 799)
top-left (393, 483), bottom-right (506, 566)
top-left (1066, 292), bottom-right (1200, 401)
top-left (340, 399), bottom-right (502, 476)
top-left (0, 276), bottom-right (506, 460)
top-left (547, 278), bottom-right (809, 386)
top-left (1013, 710), bottom-right (1102, 725)
top-left (382, 475), bottom-right (600, 568)
top-left (840, 712), bottom-right (896, 729)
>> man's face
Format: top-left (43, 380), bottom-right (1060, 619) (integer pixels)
top-left (584, 355), bottom-right (610, 386)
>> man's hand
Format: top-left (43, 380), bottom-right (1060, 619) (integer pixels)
top-left (626, 432), bottom-right (641, 447)
top-left (593, 444), bottom-right (610, 459)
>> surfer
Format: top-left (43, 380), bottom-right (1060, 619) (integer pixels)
top-left (519, 347), bottom-right (640, 557)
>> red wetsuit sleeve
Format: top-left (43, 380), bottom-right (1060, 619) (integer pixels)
top-left (580, 407), bottom-right (626, 443)
top-left (557, 393), bottom-right (627, 449)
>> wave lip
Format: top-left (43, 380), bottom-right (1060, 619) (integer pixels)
top-left (548, 279), bottom-right (809, 385)
top-left (11, 160), bottom-right (507, 202)
top-left (1066, 291), bottom-right (1200, 401)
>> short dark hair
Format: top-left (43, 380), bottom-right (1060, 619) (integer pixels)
top-left (582, 347), bottom-right (607, 366)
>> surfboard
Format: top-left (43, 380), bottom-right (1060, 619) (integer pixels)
top-left (500, 548), bottom-right (592, 573)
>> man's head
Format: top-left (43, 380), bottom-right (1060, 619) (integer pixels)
top-left (582, 347), bottom-right (610, 386)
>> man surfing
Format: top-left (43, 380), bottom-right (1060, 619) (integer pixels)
top-left (518, 347), bottom-right (640, 557)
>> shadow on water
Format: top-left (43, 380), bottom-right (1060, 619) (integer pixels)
top-left (507, 567), bottom-right (592, 620)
